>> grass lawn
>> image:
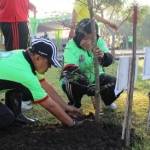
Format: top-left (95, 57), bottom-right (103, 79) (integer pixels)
top-left (1, 59), bottom-right (150, 149)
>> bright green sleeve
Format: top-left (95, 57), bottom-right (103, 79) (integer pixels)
top-left (36, 71), bottom-right (45, 80)
top-left (63, 40), bottom-right (80, 66)
top-left (97, 38), bottom-right (109, 53)
top-left (26, 76), bottom-right (47, 101)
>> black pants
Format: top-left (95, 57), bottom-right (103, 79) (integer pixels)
top-left (0, 102), bottom-right (15, 129)
top-left (0, 80), bottom-right (33, 128)
top-left (0, 80), bottom-right (33, 101)
top-left (62, 74), bottom-right (121, 108)
top-left (0, 22), bottom-right (29, 50)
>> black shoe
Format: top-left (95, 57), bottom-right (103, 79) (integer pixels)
top-left (15, 114), bottom-right (38, 125)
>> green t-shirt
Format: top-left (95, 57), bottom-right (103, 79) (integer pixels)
top-left (128, 36), bottom-right (133, 43)
top-left (63, 38), bottom-right (109, 83)
top-left (0, 50), bottom-right (47, 102)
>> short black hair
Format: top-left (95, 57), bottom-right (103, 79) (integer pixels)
top-left (73, 18), bottom-right (99, 48)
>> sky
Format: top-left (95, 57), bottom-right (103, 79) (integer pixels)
top-left (30, 0), bottom-right (150, 18)
top-left (137, 0), bottom-right (150, 6)
top-left (30, 0), bottom-right (74, 18)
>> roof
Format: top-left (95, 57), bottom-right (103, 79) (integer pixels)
top-left (37, 21), bottom-right (70, 32)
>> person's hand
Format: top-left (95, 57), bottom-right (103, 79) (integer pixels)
top-left (63, 118), bottom-right (84, 127)
top-left (65, 105), bottom-right (82, 116)
top-left (72, 119), bottom-right (84, 127)
top-left (93, 47), bottom-right (104, 60)
top-left (66, 105), bottom-right (81, 113)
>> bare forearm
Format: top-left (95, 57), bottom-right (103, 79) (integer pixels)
top-left (70, 10), bottom-right (77, 28)
top-left (40, 80), bottom-right (68, 110)
top-left (29, 2), bottom-right (36, 17)
top-left (29, 2), bottom-right (35, 10)
top-left (39, 98), bottom-right (74, 126)
top-left (68, 10), bottom-right (77, 39)
top-left (95, 14), bottom-right (118, 30)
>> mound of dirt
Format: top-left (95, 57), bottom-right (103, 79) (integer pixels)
top-left (0, 118), bottom-right (138, 150)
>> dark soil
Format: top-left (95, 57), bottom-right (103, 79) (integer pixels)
top-left (0, 114), bottom-right (140, 150)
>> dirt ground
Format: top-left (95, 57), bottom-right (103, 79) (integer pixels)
top-left (0, 113), bottom-right (139, 150)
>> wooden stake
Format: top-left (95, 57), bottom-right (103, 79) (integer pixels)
top-left (87, 0), bottom-right (101, 122)
top-left (121, 5), bottom-right (138, 147)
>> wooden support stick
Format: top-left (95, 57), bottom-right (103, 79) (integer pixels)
top-left (87, 0), bottom-right (101, 122)
top-left (91, 96), bottom-right (96, 110)
top-left (121, 4), bottom-right (138, 147)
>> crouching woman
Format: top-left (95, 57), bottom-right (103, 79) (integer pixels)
top-left (60, 18), bottom-right (122, 109)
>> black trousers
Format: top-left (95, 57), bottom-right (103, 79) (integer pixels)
top-left (62, 74), bottom-right (121, 108)
top-left (0, 80), bottom-right (33, 128)
top-left (0, 80), bottom-right (33, 101)
top-left (0, 102), bottom-right (15, 129)
top-left (0, 22), bottom-right (29, 50)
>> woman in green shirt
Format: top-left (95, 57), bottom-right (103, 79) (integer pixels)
top-left (61, 18), bottom-right (122, 109)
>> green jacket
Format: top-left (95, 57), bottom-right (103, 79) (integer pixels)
top-left (0, 50), bottom-right (47, 102)
top-left (63, 38), bottom-right (111, 83)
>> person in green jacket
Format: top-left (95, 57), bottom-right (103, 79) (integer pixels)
top-left (61, 18), bottom-right (122, 109)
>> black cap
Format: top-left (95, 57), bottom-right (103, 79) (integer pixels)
top-left (31, 38), bottom-right (61, 67)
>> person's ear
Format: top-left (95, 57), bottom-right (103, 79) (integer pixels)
top-left (34, 54), bottom-right (41, 61)
top-left (36, 55), bottom-right (40, 61)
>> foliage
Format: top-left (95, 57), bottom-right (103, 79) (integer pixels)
top-left (96, 0), bottom-right (126, 10)
top-left (138, 6), bottom-right (150, 23)
top-left (95, 0), bottom-right (128, 22)
top-left (141, 14), bottom-right (150, 41)
top-left (136, 6), bottom-right (150, 47)
top-left (92, 1), bottom-right (150, 49)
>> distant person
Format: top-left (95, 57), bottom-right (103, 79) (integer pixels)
top-left (128, 35), bottom-right (133, 49)
top-left (43, 32), bottom-right (49, 40)
top-left (61, 19), bottom-right (122, 109)
top-left (120, 36), bottom-right (126, 49)
top-left (122, 36), bottom-right (127, 49)
top-left (0, 38), bottom-right (81, 129)
top-left (0, 0), bottom-right (36, 50)
top-left (68, 0), bottom-right (118, 39)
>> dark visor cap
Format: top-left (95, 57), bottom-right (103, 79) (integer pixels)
top-left (31, 38), bottom-right (61, 67)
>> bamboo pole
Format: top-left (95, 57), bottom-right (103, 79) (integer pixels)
top-left (121, 5), bottom-right (138, 147)
top-left (87, 0), bottom-right (101, 122)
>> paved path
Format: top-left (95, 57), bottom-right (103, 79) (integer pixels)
top-left (114, 49), bottom-right (144, 59)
